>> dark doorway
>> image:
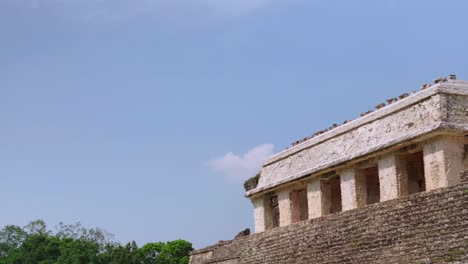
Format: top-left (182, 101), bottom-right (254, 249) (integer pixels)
top-left (356, 166), bottom-right (380, 205)
top-left (405, 152), bottom-right (426, 194)
top-left (291, 188), bottom-right (309, 223)
top-left (321, 176), bottom-right (342, 215)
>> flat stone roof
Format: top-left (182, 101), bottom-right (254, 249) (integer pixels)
top-left (247, 79), bottom-right (468, 197)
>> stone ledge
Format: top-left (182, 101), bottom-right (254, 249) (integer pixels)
top-left (247, 122), bottom-right (468, 197)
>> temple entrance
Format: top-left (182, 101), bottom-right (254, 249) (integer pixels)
top-left (291, 188), bottom-right (309, 223)
top-left (397, 151), bottom-right (426, 195)
top-left (321, 176), bottom-right (342, 215)
top-left (264, 194), bottom-right (279, 230)
top-left (356, 166), bottom-right (380, 206)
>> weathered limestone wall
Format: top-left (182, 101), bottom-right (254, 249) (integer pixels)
top-left (277, 190), bottom-right (292, 227)
top-left (339, 168), bottom-right (357, 211)
top-left (248, 83), bottom-right (468, 196)
top-left (190, 174), bottom-right (468, 264)
top-left (423, 135), bottom-right (465, 190)
top-left (306, 178), bottom-right (322, 218)
top-left (252, 198), bottom-right (265, 233)
top-left (190, 251), bottom-right (213, 264)
top-left (377, 154), bottom-right (399, 201)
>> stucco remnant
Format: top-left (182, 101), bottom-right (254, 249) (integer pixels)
top-left (307, 178), bottom-right (322, 219)
top-left (277, 189), bottom-right (292, 227)
top-left (423, 135), bottom-right (465, 190)
top-left (252, 197), bottom-right (265, 233)
top-left (339, 168), bottom-right (357, 211)
top-left (378, 154), bottom-right (399, 202)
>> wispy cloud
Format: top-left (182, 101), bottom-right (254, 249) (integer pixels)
top-left (208, 143), bottom-right (274, 182)
top-left (2, 0), bottom-right (274, 22)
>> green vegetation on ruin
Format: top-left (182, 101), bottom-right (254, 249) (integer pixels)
top-left (0, 220), bottom-right (192, 264)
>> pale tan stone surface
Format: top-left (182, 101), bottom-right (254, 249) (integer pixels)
top-left (277, 189), bottom-right (292, 227)
top-left (378, 154), bottom-right (399, 202)
top-left (307, 178), bottom-right (322, 219)
top-left (189, 251), bottom-right (213, 264)
top-left (339, 168), bottom-right (357, 211)
top-left (423, 136), bottom-right (465, 190)
top-left (215, 260), bottom-right (237, 264)
top-left (252, 198), bottom-right (265, 233)
top-left (248, 82), bottom-right (468, 197)
top-left (247, 80), bottom-right (468, 232)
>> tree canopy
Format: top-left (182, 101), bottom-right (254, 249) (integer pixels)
top-left (0, 220), bottom-right (192, 264)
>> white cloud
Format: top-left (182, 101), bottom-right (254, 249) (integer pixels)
top-left (208, 143), bottom-right (274, 182)
top-left (2, 0), bottom-right (274, 22)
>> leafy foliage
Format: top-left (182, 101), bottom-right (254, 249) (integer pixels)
top-left (0, 220), bottom-right (192, 264)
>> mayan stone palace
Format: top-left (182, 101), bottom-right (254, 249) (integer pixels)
top-left (190, 75), bottom-right (468, 264)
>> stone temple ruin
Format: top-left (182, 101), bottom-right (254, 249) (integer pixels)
top-left (190, 75), bottom-right (468, 264)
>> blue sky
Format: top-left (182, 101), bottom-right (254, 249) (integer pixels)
top-left (1, 0), bottom-right (467, 248)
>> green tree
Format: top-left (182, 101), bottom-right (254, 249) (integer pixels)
top-left (55, 237), bottom-right (100, 264)
top-left (158, 240), bottom-right (192, 264)
top-left (5, 234), bottom-right (61, 264)
top-left (55, 222), bottom-right (113, 252)
top-left (24, 220), bottom-right (49, 236)
top-left (0, 225), bottom-right (27, 258)
top-left (99, 241), bottom-right (141, 264)
top-left (139, 242), bottom-right (164, 264)
top-left (0, 220), bottom-right (193, 264)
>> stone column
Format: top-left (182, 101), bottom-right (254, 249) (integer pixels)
top-left (423, 136), bottom-right (465, 190)
top-left (339, 168), bottom-right (358, 211)
top-left (307, 178), bottom-right (322, 219)
top-left (378, 154), bottom-right (399, 202)
top-left (252, 197), bottom-right (265, 233)
top-left (277, 189), bottom-right (292, 227)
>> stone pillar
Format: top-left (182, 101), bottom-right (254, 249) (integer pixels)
top-left (252, 197), bottom-right (265, 233)
top-left (277, 189), bottom-right (292, 227)
top-left (423, 136), bottom-right (465, 190)
top-left (378, 154), bottom-right (399, 202)
top-left (307, 178), bottom-right (322, 219)
top-left (339, 168), bottom-right (357, 211)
